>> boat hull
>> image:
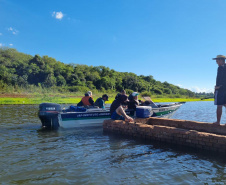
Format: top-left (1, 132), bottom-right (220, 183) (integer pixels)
top-left (58, 103), bottom-right (183, 128)
top-left (60, 118), bottom-right (110, 128)
top-left (152, 104), bottom-right (181, 117)
top-left (60, 111), bottom-right (111, 128)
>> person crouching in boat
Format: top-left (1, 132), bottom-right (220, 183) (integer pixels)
top-left (128, 92), bottom-right (139, 116)
top-left (110, 94), bottom-right (134, 122)
top-left (77, 91), bottom-right (94, 107)
top-left (94, 94), bottom-right (109, 108)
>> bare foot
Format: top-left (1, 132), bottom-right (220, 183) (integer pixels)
top-left (213, 122), bottom-right (220, 125)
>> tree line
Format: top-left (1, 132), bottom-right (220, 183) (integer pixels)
top-left (0, 48), bottom-right (195, 97)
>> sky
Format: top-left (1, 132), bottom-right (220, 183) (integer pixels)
top-left (1, 0), bottom-right (226, 93)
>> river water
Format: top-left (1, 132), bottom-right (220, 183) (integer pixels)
top-left (0, 101), bottom-right (226, 184)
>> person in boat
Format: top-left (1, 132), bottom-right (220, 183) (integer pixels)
top-left (94, 94), bottom-right (109, 108)
top-left (213, 55), bottom-right (226, 125)
top-left (77, 91), bottom-right (94, 107)
top-left (115, 89), bottom-right (126, 100)
top-left (110, 94), bottom-right (134, 122)
top-left (127, 92), bottom-right (139, 116)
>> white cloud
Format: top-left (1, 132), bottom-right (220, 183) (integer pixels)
top-left (175, 83), bottom-right (213, 93)
top-left (0, 43), bottom-right (13, 47)
top-left (8, 27), bottom-right (18, 35)
top-left (176, 84), bottom-right (183, 87)
top-left (188, 86), bottom-right (213, 93)
top-left (52, 11), bottom-right (64, 20)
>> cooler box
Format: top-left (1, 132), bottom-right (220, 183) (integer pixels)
top-left (136, 106), bottom-right (153, 118)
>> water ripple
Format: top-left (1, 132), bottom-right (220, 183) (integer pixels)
top-left (0, 103), bottom-right (226, 184)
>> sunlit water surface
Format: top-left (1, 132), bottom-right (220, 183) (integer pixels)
top-left (0, 101), bottom-right (226, 184)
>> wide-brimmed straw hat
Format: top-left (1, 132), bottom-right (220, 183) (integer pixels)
top-left (212, 55), bottom-right (226, 60)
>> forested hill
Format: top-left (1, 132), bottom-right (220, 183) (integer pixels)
top-left (0, 48), bottom-right (195, 97)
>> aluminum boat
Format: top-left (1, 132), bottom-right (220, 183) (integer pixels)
top-left (38, 102), bottom-right (184, 129)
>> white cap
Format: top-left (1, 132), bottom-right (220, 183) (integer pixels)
top-left (87, 91), bottom-right (92, 96)
top-left (132, 92), bottom-right (139, 96)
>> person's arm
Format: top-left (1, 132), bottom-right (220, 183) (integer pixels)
top-left (135, 100), bottom-right (139, 106)
top-left (77, 101), bottom-right (83, 106)
top-left (89, 97), bottom-right (94, 105)
top-left (116, 106), bottom-right (134, 122)
top-left (99, 99), bottom-right (105, 108)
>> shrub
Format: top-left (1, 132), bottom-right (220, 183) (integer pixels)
top-left (68, 86), bottom-right (90, 92)
top-left (99, 87), bottom-right (105, 93)
top-left (163, 88), bottom-right (172, 94)
top-left (140, 91), bottom-right (152, 97)
top-left (174, 94), bottom-right (181, 98)
top-left (153, 88), bottom-right (163, 95)
top-left (125, 89), bottom-right (133, 95)
top-left (168, 94), bottom-right (181, 98)
top-left (156, 94), bottom-right (164, 98)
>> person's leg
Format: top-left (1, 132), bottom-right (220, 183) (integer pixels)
top-left (111, 110), bottom-right (124, 120)
top-left (116, 106), bottom-right (134, 122)
top-left (214, 105), bottom-right (223, 125)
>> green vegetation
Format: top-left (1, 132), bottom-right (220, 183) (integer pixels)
top-left (0, 94), bottom-right (213, 105)
top-left (0, 48), bottom-right (214, 104)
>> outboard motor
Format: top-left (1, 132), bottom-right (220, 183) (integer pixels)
top-left (38, 103), bottom-right (61, 129)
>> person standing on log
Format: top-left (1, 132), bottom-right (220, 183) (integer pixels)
top-left (213, 55), bottom-right (226, 125)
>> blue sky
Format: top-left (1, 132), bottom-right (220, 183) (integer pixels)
top-left (1, 0), bottom-right (226, 93)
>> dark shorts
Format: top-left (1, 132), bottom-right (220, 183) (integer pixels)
top-left (214, 90), bottom-right (226, 105)
top-left (111, 111), bottom-right (125, 120)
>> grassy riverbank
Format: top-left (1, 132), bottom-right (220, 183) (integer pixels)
top-left (0, 93), bottom-right (213, 105)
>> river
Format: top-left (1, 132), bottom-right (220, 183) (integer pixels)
top-left (0, 101), bottom-right (226, 184)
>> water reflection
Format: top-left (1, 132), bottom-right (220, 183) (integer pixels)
top-left (172, 101), bottom-right (226, 123)
top-left (0, 103), bottom-right (226, 184)
top-left (105, 133), bottom-right (226, 184)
